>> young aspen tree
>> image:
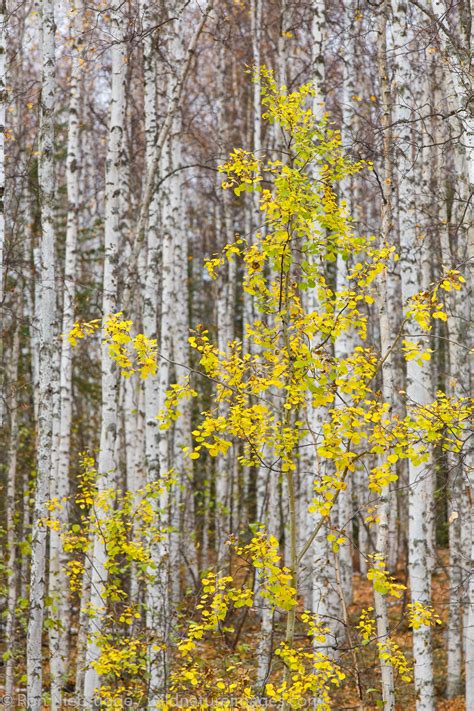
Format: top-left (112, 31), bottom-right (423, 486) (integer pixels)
top-left (83, 2), bottom-right (126, 703)
top-left (27, 0), bottom-right (57, 707)
top-left (184, 71), bottom-right (450, 706)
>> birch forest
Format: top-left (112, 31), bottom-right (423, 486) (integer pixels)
top-left (0, 0), bottom-right (473, 709)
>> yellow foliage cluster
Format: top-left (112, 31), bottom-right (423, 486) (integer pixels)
top-left (235, 530), bottom-right (297, 610)
top-left (407, 602), bottom-right (442, 630)
top-left (68, 312), bottom-right (158, 378)
top-left (367, 556), bottom-right (406, 598)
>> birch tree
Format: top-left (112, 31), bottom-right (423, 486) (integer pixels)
top-left (48, 5), bottom-right (83, 705)
top-left (424, 0), bottom-right (473, 189)
top-left (392, 3), bottom-right (435, 706)
top-left (27, 1), bottom-right (57, 707)
top-left (140, 1), bottom-right (166, 700)
top-left (83, 3), bottom-right (126, 702)
top-left (372, 3), bottom-right (396, 705)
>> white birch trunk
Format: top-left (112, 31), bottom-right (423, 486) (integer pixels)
top-left (172, 212), bottom-right (195, 586)
top-left (75, 550), bottom-right (92, 700)
top-left (146, 137), bottom-right (174, 706)
top-left (214, 45), bottom-right (236, 570)
top-left (373, 6), bottom-right (396, 706)
top-left (429, 0), bottom-right (473, 190)
top-left (452, 98), bottom-right (474, 709)
top-left (168, 122), bottom-right (185, 607)
top-left (311, 0), bottom-right (325, 122)
top-left (393, 4), bottom-right (434, 706)
top-left (308, 0), bottom-right (341, 652)
top-left (140, 5), bottom-right (171, 704)
top-left (27, 1), bottom-right (57, 707)
top-left (83, 4), bottom-right (126, 703)
top-left (243, 0), bottom-right (262, 360)
top-left (49, 7), bottom-right (83, 703)
top-left (335, 252), bottom-right (353, 605)
top-left (214, 202), bottom-right (231, 566)
top-left (439, 216), bottom-right (466, 697)
top-left (400, 98), bottom-right (435, 711)
top-left (250, 0), bottom-right (262, 157)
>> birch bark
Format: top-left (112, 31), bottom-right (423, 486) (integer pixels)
top-left (168, 122), bottom-right (185, 606)
top-left (49, 6), bottom-right (83, 704)
top-left (83, 3), bottom-right (126, 703)
top-left (428, 0), bottom-right (473, 190)
top-left (373, 4), bottom-right (396, 706)
top-left (147, 139), bottom-right (174, 703)
top-left (307, 0), bottom-right (341, 651)
top-left (214, 44), bottom-right (236, 569)
top-left (27, 1), bottom-right (57, 707)
top-left (144, 69), bottom-right (180, 698)
top-left (334, 28), bottom-right (356, 589)
top-left (334, 252), bottom-right (353, 605)
top-left (439, 186), bottom-right (469, 697)
top-left (393, 4), bottom-right (435, 705)
top-left (139, 4), bottom-right (167, 700)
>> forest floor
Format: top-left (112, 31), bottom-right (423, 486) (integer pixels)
top-left (4, 549), bottom-right (467, 709)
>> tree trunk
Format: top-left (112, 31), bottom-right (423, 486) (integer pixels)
top-left (83, 3), bottom-right (126, 703)
top-left (49, 6), bottom-right (83, 703)
top-left (27, 1), bottom-right (57, 707)
top-left (373, 5), bottom-right (396, 707)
